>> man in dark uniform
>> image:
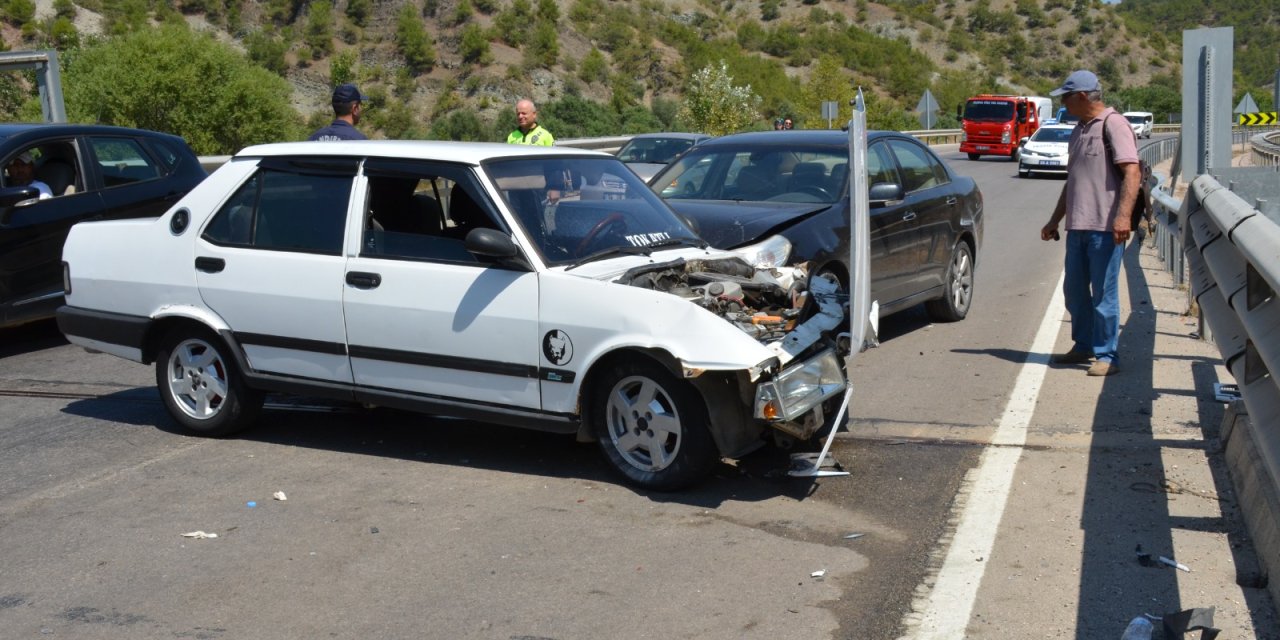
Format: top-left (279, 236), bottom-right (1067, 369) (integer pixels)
top-left (308, 83), bottom-right (369, 141)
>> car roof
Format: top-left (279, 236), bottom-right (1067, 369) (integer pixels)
top-left (626, 132), bottom-right (710, 142)
top-left (236, 140), bottom-right (613, 165)
top-left (1122, 111), bottom-right (1153, 117)
top-left (0, 122), bottom-right (185, 141)
top-left (693, 129), bottom-right (899, 147)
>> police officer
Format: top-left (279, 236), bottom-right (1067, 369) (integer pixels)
top-left (506, 99), bottom-right (554, 146)
top-left (308, 83), bottom-right (369, 141)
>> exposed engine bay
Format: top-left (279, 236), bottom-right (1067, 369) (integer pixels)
top-left (616, 257), bottom-right (849, 365)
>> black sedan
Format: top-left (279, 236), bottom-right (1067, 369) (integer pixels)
top-left (0, 123), bottom-right (206, 329)
top-left (650, 130), bottom-right (984, 322)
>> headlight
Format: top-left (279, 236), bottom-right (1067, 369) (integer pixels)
top-left (1001, 130), bottom-right (1011, 144)
top-left (754, 350), bottom-right (846, 421)
top-left (735, 235), bottom-right (792, 269)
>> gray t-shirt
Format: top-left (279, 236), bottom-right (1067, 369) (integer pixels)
top-left (1064, 107), bottom-right (1139, 232)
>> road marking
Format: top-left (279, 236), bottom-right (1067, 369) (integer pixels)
top-left (910, 271), bottom-right (1066, 639)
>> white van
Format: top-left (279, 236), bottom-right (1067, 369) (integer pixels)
top-left (1123, 111), bottom-right (1153, 139)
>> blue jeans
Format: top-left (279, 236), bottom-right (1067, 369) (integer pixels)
top-left (1063, 230), bottom-right (1124, 363)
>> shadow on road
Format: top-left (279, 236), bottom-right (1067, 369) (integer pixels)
top-left (0, 319), bottom-right (66, 359)
top-left (61, 390), bottom-right (818, 508)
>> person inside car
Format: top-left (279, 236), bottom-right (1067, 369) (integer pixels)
top-left (6, 151), bottom-right (53, 199)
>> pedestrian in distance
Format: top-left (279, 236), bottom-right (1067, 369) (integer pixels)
top-left (783, 117), bottom-right (793, 130)
top-left (1039, 70), bottom-right (1142, 377)
top-left (308, 83), bottom-right (369, 141)
top-left (507, 99), bottom-right (554, 146)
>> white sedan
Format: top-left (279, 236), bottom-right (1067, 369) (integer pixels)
top-left (56, 141), bottom-right (848, 490)
top-left (1017, 124), bottom-right (1074, 178)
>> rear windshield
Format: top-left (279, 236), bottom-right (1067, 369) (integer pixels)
top-left (964, 100), bottom-right (1014, 122)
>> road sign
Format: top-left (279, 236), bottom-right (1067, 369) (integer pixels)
top-left (821, 100), bottom-right (839, 129)
top-left (1237, 112), bottom-right (1278, 125)
top-left (1235, 93), bottom-right (1259, 114)
top-left (915, 89), bottom-right (939, 130)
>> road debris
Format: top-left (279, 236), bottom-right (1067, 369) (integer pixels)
top-left (181, 531), bottom-right (217, 539)
top-left (810, 569), bottom-right (826, 579)
top-left (843, 533), bottom-right (865, 540)
top-left (273, 491), bottom-right (287, 501)
top-left (1158, 556), bottom-right (1191, 572)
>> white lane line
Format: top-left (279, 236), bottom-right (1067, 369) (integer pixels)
top-left (911, 271), bottom-right (1066, 639)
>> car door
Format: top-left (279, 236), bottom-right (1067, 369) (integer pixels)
top-left (865, 140), bottom-right (918, 306)
top-left (885, 138), bottom-right (958, 296)
top-left (195, 157), bottom-right (357, 383)
top-left (86, 135), bottom-right (186, 221)
top-left (0, 138), bottom-right (106, 323)
top-left (341, 159), bottom-right (542, 410)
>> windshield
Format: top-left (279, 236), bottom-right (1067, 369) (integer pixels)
top-left (1125, 115), bottom-right (1146, 124)
top-left (652, 144), bottom-right (847, 204)
top-left (485, 156), bottom-right (702, 267)
top-left (1032, 127), bottom-right (1073, 143)
top-left (964, 100), bottom-right (1014, 122)
top-left (617, 137), bottom-right (697, 165)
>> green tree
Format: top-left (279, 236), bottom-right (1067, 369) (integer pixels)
top-left (459, 23), bottom-right (492, 65)
top-left (62, 24), bottom-right (302, 154)
top-left (801, 55), bottom-right (854, 128)
top-left (396, 3), bottom-right (436, 73)
top-left (578, 47), bottom-right (607, 85)
top-left (345, 0), bottom-right (370, 27)
top-left (535, 0), bottom-right (559, 23)
top-left (304, 0), bottom-right (334, 59)
top-left (525, 21), bottom-right (558, 68)
top-left (429, 109), bottom-right (487, 141)
top-left (3, 0), bottom-right (35, 27)
top-left (679, 60), bottom-right (760, 135)
top-left (330, 49), bottom-right (357, 86)
top-left (45, 15), bottom-right (79, 49)
top-left (245, 29), bottom-right (288, 76)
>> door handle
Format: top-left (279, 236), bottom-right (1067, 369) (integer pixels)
top-left (902, 211), bottom-right (917, 222)
top-left (346, 271), bottom-right (382, 289)
top-left (946, 197), bottom-right (958, 206)
top-left (195, 256), bottom-right (225, 273)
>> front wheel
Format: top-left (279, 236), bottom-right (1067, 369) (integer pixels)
top-left (967, 153), bottom-right (980, 161)
top-left (590, 358), bottom-right (718, 490)
top-left (925, 241), bottom-right (974, 322)
top-left (155, 327), bottom-right (263, 437)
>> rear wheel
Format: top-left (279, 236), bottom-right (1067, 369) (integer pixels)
top-left (925, 241), bottom-right (974, 322)
top-left (155, 327), bottom-right (263, 437)
top-left (590, 358), bottom-right (717, 490)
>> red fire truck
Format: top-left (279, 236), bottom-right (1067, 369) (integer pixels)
top-left (960, 95), bottom-right (1050, 161)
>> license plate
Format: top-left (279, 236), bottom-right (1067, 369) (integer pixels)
top-left (1039, 160), bottom-right (1060, 166)
top-left (976, 146), bottom-right (990, 151)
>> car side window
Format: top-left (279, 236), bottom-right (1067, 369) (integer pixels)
top-left (89, 137), bottom-right (160, 187)
top-left (360, 159), bottom-right (501, 264)
top-left (866, 142), bottom-right (899, 187)
top-left (887, 139), bottom-right (948, 193)
top-left (203, 165), bottom-right (353, 255)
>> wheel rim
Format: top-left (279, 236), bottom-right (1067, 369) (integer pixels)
top-left (604, 375), bottom-right (683, 473)
top-left (949, 247), bottom-right (973, 312)
top-left (165, 338), bottom-right (229, 420)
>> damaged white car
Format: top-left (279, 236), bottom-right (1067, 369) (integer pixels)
top-left (57, 142), bottom-right (848, 490)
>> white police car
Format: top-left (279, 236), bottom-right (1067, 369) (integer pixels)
top-left (57, 141), bottom-right (848, 490)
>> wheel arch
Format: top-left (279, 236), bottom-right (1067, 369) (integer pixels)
top-left (140, 308), bottom-right (231, 364)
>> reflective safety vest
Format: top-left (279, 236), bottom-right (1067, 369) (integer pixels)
top-left (507, 124), bottom-right (554, 146)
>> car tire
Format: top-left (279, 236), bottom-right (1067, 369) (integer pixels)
top-left (155, 327), bottom-right (263, 437)
top-left (967, 153), bottom-right (980, 161)
top-left (590, 357), bottom-right (718, 491)
top-left (1018, 166), bottom-right (1030, 178)
top-left (925, 240), bottom-right (974, 322)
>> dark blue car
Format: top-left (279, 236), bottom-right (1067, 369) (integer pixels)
top-left (0, 124), bottom-right (207, 329)
top-left (650, 130), bottom-right (984, 322)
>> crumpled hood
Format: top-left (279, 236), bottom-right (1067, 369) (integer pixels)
top-left (665, 200), bottom-right (833, 250)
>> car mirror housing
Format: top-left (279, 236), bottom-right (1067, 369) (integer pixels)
top-left (465, 228), bottom-right (532, 270)
top-left (0, 185), bottom-right (41, 225)
top-left (868, 182), bottom-right (903, 203)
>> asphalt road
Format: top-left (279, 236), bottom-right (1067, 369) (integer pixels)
top-left (0, 150), bottom-right (1127, 639)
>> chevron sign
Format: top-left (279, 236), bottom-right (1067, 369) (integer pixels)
top-left (1237, 112), bottom-right (1278, 125)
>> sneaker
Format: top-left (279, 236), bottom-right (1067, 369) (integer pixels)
top-left (1087, 360), bottom-right (1119, 376)
top-left (1052, 350), bottom-right (1094, 364)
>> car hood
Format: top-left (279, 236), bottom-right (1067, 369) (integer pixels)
top-left (664, 200), bottom-right (832, 250)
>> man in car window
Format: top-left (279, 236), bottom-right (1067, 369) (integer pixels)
top-left (6, 152), bottom-right (53, 199)
top-left (308, 84), bottom-right (369, 141)
top-left (1039, 69), bottom-right (1140, 377)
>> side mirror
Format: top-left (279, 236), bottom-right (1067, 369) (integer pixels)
top-left (674, 211), bottom-right (699, 235)
top-left (465, 228), bottom-right (532, 270)
top-left (868, 182), bottom-right (903, 204)
top-left (0, 185), bottom-right (40, 226)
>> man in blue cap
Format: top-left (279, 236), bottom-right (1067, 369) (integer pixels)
top-left (1039, 69), bottom-right (1141, 377)
top-left (308, 83), bottom-right (369, 141)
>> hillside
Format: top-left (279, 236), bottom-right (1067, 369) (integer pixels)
top-left (3, 0), bottom-right (1193, 147)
